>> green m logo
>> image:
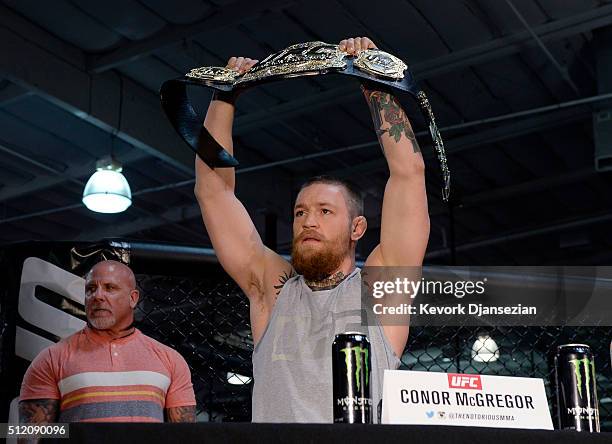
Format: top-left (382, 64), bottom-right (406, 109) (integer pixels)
top-left (569, 357), bottom-right (595, 399)
top-left (340, 345), bottom-right (369, 391)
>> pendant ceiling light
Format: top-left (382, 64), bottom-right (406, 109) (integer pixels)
top-left (471, 333), bottom-right (500, 363)
top-left (83, 77), bottom-right (131, 214)
top-left (226, 371), bottom-right (252, 385)
top-left (82, 156), bottom-right (132, 213)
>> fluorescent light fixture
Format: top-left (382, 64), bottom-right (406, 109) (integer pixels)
top-left (82, 157), bottom-right (132, 213)
top-left (226, 372), bottom-right (252, 385)
top-left (471, 333), bottom-right (500, 363)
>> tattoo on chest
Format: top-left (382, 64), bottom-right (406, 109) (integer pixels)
top-left (275, 269), bottom-right (297, 296)
top-left (305, 271), bottom-right (347, 291)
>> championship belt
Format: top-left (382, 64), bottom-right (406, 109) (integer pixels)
top-left (160, 41), bottom-right (451, 201)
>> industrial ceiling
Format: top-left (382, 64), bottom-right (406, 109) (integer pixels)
top-left (1, 0), bottom-right (612, 265)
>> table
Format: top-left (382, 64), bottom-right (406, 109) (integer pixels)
top-left (66, 423), bottom-right (612, 444)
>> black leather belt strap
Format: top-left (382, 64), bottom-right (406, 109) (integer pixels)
top-left (159, 42), bottom-right (450, 201)
top-left (160, 79), bottom-right (239, 167)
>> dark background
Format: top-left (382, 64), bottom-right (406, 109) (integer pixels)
top-left (1, 0), bottom-right (612, 266)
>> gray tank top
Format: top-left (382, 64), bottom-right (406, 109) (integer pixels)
top-left (252, 268), bottom-right (401, 423)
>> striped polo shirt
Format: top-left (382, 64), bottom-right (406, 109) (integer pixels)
top-left (20, 327), bottom-right (196, 422)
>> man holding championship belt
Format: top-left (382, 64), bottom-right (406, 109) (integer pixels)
top-left (194, 37), bottom-right (429, 423)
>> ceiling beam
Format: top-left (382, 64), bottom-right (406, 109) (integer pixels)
top-left (444, 107), bottom-right (590, 156)
top-left (0, 149), bottom-right (150, 203)
top-left (425, 211), bottom-right (612, 260)
top-left (89, 0), bottom-right (295, 73)
top-left (457, 168), bottom-right (595, 209)
top-left (74, 204), bottom-right (203, 241)
top-left (91, 164), bottom-right (606, 248)
top-left (89, 106), bottom-right (593, 239)
top-left (73, 171), bottom-right (293, 240)
top-left (0, 4), bottom-right (193, 175)
top-left (3, 1), bottom-right (607, 179)
top-left (233, 85), bottom-right (356, 136)
top-left (504, 0), bottom-right (580, 95)
top-left (230, 3), bottom-right (612, 134)
top-left (0, 80), bottom-right (32, 107)
top-left (412, 3), bottom-right (612, 79)
top-left (318, 105), bottom-right (591, 183)
top-left (2, 2), bottom-right (608, 236)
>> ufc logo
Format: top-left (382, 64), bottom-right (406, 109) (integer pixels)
top-left (447, 373), bottom-right (482, 390)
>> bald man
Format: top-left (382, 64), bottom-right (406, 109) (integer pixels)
top-left (19, 260), bottom-right (197, 424)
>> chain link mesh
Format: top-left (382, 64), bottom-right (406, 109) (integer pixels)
top-left (133, 274), bottom-right (612, 428)
top-left (405, 326), bottom-right (612, 429)
top-left (134, 274), bottom-right (253, 422)
top-left (1, 241), bottom-right (610, 428)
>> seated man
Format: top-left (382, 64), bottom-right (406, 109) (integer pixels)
top-left (19, 260), bottom-right (196, 423)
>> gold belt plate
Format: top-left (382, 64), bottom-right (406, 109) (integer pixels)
top-left (353, 50), bottom-right (407, 79)
top-left (236, 41), bottom-right (347, 85)
top-left (186, 66), bottom-right (240, 83)
top-left (184, 41), bottom-right (408, 85)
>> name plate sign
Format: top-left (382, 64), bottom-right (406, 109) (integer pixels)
top-left (382, 370), bottom-right (553, 429)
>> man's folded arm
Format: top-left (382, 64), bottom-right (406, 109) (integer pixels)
top-left (165, 405), bottom-right (196, 423)
top-left (19, 347), bottom-right (61, 425)
top-left (17, 399), bottom-right (59, 444)
top-left (18, 399), bottom-right (59, 424)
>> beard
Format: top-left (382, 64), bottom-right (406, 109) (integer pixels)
top-left (87, 307), bottom-right (117, 330)
top-left (291, 229), bottom-right (351, 281)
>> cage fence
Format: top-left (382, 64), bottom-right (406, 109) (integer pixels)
top-left (0, 242), bottom-right (610, 429)
top-left (132, 274), bottom-right (612, 428)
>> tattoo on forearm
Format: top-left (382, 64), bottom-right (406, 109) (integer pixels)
top-left (363, 87), bottom-right (421, 154)
top-left (274, 269), bottom-right (297, 296)
top-left (18, 399), bottom-right (59, 424)
top-left (166, 405), bottom-right (196, 422)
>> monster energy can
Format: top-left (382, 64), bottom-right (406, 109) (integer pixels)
top-left (332, 332), bottom-right (372, 423)
top-left (554, 344), bottom-right (600, 432)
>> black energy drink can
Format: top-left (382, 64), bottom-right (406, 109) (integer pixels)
top-left (332, 332), bottom-right (372, 423)
top-left (554, 344), bottom-right (600, 432)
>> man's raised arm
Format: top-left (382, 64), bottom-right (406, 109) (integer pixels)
top-left (362, 82), bottom-right (430, 268)
top-left (343, 38), bottom-right (429, 356)
top-left (194, 57), bottom-right (292, 343)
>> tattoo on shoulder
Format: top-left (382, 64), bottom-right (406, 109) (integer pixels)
top-left (166, 405), bottom-right (196, 423)
top-left (18, 399), bottom-right (59, 423)
top-left (274, 269), bottom-right (297, 296)
top-left (363, 88), bottom-right (421, 153)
